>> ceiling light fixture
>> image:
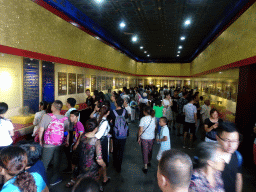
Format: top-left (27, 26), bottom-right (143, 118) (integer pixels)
top-left (95, 0), bottom-right (104, 3)
top-left (178, 51), bottom-right (181, 53)
top-left (185, 19), bottom-right (191, 26)
top-left (132, 36), bottom-right (138, 42)
top-left (180, 36), bottom-right (186, 40)
top-left (178, 46), bottom-right (182, 49)
top-left (70, 21), bottom-right (79, 27)
top-left (147, 55), bottom-right (150, 57)
top-left (177, 55), bottom-right (180, 57)
top-left (120, 22), bottom-right (126, 28)
top-left (144, 51), bottom-right (147, 53)
top-left (95, 37), bottom-right (100, 40)
top-left (140, 46), bottom-right (143, 49)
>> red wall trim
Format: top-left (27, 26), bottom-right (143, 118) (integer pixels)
top-left (0, 44), bottom-right (256, 78)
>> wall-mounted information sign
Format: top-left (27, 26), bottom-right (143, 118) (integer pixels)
top-left (91, 75), bottom-right (96, 91)
top-left (42, 61), bottom-right (54, 103)
top-left (77, 74), bottom-right (85, 93)
top-left (23, 58), bottom-right (39, 113)
top-left (68, 73), bottom-right (76, 94)
top-left (58, 72), bottom-right (67, 96)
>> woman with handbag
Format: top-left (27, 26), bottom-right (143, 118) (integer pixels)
top-left (137, 106), bottom-right (156, 174)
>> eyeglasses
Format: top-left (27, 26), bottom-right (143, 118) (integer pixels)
top-left (217, 135), bottom-right (240, 144)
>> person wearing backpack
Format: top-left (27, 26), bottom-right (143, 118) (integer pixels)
top-left (138, 106), bottom-right (156, 174)
top-left (109, 97), bottom-right (129, 173)
top-left (38, 100), bottom-right (69, 186)
top-left (216, 122), bottom-right (243, 192)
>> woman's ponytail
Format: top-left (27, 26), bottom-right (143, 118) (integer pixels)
top-left (15, 171), bottom-right (37, 192)
top-left (144, 106), bottom-right (155, 118)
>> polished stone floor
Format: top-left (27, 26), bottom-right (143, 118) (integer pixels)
top-left (49, 120), bottom-right (256, 192)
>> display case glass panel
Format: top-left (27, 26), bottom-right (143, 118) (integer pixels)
top-left (77, 74), bottom-right (85, 93)
top-left (96, 76), bottom-right (101, 91)
top-left (101, 76), bottom-right (106, 90)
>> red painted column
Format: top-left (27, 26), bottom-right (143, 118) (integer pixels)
top-left (235, 64), bottom-right (256, 165)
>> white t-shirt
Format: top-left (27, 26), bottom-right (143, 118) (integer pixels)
top-left (183, 103), bottom-right (197, 123)
top-left (139, 98), bottom-right (149, 104)
top-left (125, 106), bottom-right (132, 115)
top-left (200, 104), bottom-right (211, 122)
top-left (139, 115), bottom-right (156, 140)
top-left (0, 119), bottom-right (14, 146)
top-left (162, 99), bottom-right (172, 107)
top-left (95, 117), bottom-right (110, 139)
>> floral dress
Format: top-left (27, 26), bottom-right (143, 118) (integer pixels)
top-left (78, 135), bottom-right (103, 180)
top-left (189, 169), bottom-right (225, 192)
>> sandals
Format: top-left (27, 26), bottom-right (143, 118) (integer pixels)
top-left (65, 179), bottom-right (76, 188)
top-left (102, 177), bottom-right (111, 186)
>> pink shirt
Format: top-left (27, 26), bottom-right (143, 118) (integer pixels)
top-left (73, 121), bottom-right (84, 143)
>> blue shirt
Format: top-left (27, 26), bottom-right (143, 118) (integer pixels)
top-left (1, 172), bottom-right (46, 192)
top-left (160, 125), bottom-right (171, 151)
top-left (27, 160), bottom-right (48, 185)
top-left (110, 102), bottom-right (116, 111)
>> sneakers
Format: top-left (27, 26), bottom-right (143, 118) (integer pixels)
top-left (50, 178), bottom-right (62, 186)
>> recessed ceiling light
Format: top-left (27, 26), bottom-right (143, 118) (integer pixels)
top-left (177, 55), bottom-right (180, 57)
top-left (180, 36), bottom-right (186, 40)
top-left (178, 51), bottom-right (181, 53)
top-left (144, 51), bottom-right (147, 53)
top-left (70, 21), bottom-right (79, 27)
top-left (147, 55), bottom-right (150, 57)
top-left (132, 36), bottom-right (138, 42)
top-left (95, 37), bottom-right (100, 40)
top-left (140, 46), bottom-right (143, 49)
top-left (120, 22), bottom-right (126, 28)
top-left (43, 65), bottom-right (46, 68)
top-left (95, 0), bottom-right (103, 3)
top-left (178, 46), bottom-right (182, 49)
top-left (185, 19), bottom-right (191, 25)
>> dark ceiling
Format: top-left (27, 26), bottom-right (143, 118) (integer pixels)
top-left (41, 0), bottom-right (252, 63)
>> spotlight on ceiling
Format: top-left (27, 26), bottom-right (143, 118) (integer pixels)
top-left (178, 51), bottom-right (181, 53)
top-left (120, 22), bottom-right (126, 28)
top-left (95, 37), bottom-right (100, 40)
top-left (185, 19), bottom-right (191, 26)
top-left (140, 46), bottom-right (143, 49)
top-left (132, 36), bottom-right (138, 42)
top-left (147, 55), bottom-right (150, 57)
top-left (178, 46), bottom-right (182, 49)
top-left (177, 55), bottom-right (180, 57)
top-left (144, 51), bottom-right (147, 53)
top-left (70, 21), bottom-right (79, 27)
top-left (180, 36), bottom-right (186, 40)
top-left (95, 0), bottom-right (103, 3)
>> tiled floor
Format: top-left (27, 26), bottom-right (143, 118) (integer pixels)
top-left (49, 120), bottom-right (256, 192)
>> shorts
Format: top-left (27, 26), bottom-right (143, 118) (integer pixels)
top-left (184, 122), bottom-right (196, 135)
top-left (176, 114), bottom-right (185, 124)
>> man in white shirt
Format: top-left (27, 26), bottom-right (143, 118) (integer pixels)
top-left (183, 96), bottom-right (197, 149)
top-left (200, 100), bottom-right (211, 123)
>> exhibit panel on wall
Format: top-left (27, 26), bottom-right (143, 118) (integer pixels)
top-left (23, 58), bottom-right (39, 113)
top-left (77, 74), bottom-right (85, 93)
top-left (42, 61), bottom-right (54, 103)
top-left (91, 75), bottom-right (96, 91)
top-left (58, 72), bottom-right (67, 96)
top-left (68, 73), bottom-right (76, 94)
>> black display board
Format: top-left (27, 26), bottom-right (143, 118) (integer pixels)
top-left (23, 58), bottom-right (39, 113)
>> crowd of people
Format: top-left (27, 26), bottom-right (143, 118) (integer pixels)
top-left (0, 85), bottom-right (255, 191)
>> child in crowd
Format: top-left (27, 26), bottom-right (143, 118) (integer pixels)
top-left (153, 100), bottom-right (164, 142)
top-left (0, 102), bottom-right (14, 150)
top-left (64, 98), bottom-right (78, 173)
top-left (66, 110), bottom-right (85, 188)
top-left (129, 98), bottom-right (138, 122)
top-left (18, 142), bottom-right (48, 185)
top-left (90, 103), bottom-right (102, 121)
top-left (156, 117), bottom-right (171, 161)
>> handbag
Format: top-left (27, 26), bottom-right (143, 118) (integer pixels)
top-left (137, 117), bottom-right (153, 142)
